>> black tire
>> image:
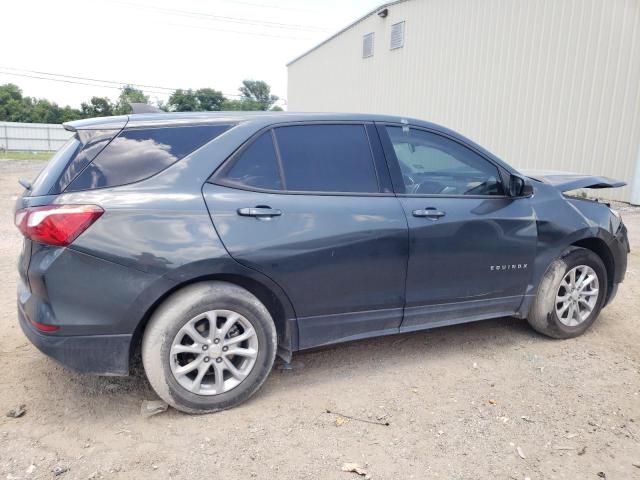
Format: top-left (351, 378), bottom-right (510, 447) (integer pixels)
top-left (527, 247), bottom-right (607, 339)
top-left (142, 281), bottom-right (277, 414)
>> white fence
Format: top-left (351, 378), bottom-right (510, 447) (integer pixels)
top-left (0, 121), bottom-right (73, 152)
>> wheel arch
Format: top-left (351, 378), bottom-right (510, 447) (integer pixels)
top-left (570, 236), bottom-right (615, 302)
top-left (129, 270), bottom-right (298, 367)
top-left (519, 227), bottom-right (617, 319)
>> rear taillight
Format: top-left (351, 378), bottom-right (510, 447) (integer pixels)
top-left (14, 205), bottom-right (104, 247)
top-left (30, 319), bottom-right (60, 332)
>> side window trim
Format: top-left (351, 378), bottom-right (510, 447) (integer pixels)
top-left (270, 129), bottom-right (287, 190)
top-left (375, 123), bottom-right (406, 194)
top-left (213, 121), bottom-right (390, 196)
top-left (375, 122), bottom-right (510, 198)
top-left (361, 124), bottom-right (384, 193)
top-left (366, 123), bottom-right (394, 194)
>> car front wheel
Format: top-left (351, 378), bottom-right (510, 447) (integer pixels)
top-left (527, 247), bottom-right (607, 339)
top-left (142, 281), bottom-right (277, 414)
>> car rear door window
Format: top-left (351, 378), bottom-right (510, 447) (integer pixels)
top-left (386, 126), bottom-right (504, 196)
top-left (66, 124), bottom-right (230, 191)
top-left (224, 131), bottom-right (282, 190)
top-left (274, 124), bottom-right (379, 193)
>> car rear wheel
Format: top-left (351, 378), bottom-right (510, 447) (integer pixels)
top-left (142, 281), bottom-right (277, 414)
top-left (527, 247), bottom-right (607, 339)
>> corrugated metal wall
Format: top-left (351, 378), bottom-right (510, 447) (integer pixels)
top-left (0, 122), bottom-right (72, 152)
top-left (288, 0), bottom-right (640, 202)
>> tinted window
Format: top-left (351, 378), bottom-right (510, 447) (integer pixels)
top-left (66, 124), bottom-right (230, 191)
top-left (29, 137), bottom-right (81, 196)
top-left (386, 126), bottom-right (504, 196)
top-left (225, 132), bottom-right (282, 190)
top-left (52, 129), bottom-right (119, 194)
top-left (274, 124), bottom-right (379, 193)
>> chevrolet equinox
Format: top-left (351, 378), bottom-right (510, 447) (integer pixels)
top-left (15, 112), bottom-right (629, 413)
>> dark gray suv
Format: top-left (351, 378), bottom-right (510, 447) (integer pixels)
top-left (15, 112), bottom-right (629, 413)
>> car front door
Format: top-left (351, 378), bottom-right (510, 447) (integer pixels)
top-left (377, 124), bottom-right (537, 331)
top-left (203, 123), bottom-right (409, 349)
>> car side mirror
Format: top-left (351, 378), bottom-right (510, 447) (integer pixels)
top-left (509, 175), bottom-right (533, 197)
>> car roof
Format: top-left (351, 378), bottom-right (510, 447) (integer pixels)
top-left (65, 111), bottom-right (435, 130)
top-left (64, 111), bottom-right (513, 172)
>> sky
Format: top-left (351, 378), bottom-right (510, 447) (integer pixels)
top-left (1, 0), bottom-right (384, 109)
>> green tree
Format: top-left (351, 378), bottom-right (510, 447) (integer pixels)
top-left (220, 98), bottom-right (262, 111)
top-left (115, 85), bottom-right (149, 114)
top-left (29, 99), bottom-right (63, 123)
top-left (0, 83), bottom-right (22, 103)
top-left (1, 81), bottom-right (284, 123)
top-left (0, 84), bottom-right (29, 121)
top-left (81, 96), bottom-right (114, 117)
top-left (60, 106), bottom-right (84, 123)
top-left (168, 88), bottom-right (225, 112)
top-left (195, 88), bottom-right (225, 111)
top-left (239, 80), bottom-right (278, 111)
top-left (0, 83), bottom-right (84, 123)
top-left (168, 89), bottom-right (199, 112)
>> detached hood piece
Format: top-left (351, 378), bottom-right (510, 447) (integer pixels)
top-left (521, 170), bottom-right (626, 192)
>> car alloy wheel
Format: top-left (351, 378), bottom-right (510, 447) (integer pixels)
top-left (555, 265), bottom-right (600, 327)
top-left (169, 309), bottom-right (259, 395)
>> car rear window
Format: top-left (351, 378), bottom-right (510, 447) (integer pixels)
top-left (51, 129), bottom-right (121, 194)
top-left (273, 124), bottom-right (379, 193)
top-left (28, 137), bottom-right (81, 196)
top-left (66, 124), bottom-right (230, 192)
top-left (29, 129), bottom-right (120, 196)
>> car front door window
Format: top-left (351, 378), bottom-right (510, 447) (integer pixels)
top-left (386, 126), bottom-right (504, 196)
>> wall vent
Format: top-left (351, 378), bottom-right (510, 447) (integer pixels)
top-left (362, 32), bottom-right (374, 58)
top-left (390, 21), bottom-right (405, 50)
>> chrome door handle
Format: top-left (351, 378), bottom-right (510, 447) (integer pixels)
top-left (237, 207), bottom-right (282, 218)
top-left (412, 208), bottom-right (446, 219)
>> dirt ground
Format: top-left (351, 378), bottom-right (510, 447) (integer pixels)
top-left (0, 159), bottom-right (638, 480)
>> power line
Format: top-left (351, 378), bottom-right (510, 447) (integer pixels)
top-left (220, 0), bottom-right (322, 14)
top-left (0, 69), bottom-right (246, 98)
top-left (104, 0), bottom-right (332, 32)
top-left (167, 22), bottom-right (315, 40)
top-left (0, 70), bottom-right (161, 93)
top-left (0, 66), bottom-right (177, 92)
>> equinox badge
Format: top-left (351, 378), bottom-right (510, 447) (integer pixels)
top-left (490, 264), bottom-right (528, 271)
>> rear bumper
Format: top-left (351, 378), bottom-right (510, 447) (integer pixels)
top-left (15, 243), bottom-right (168, 376)
top-left (18, 301), bottom-right (132, 376)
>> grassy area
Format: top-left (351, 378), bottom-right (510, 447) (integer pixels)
top-left (0, 150), bottom-right (53, 161)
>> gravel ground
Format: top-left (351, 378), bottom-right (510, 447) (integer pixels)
top-left (0, 159), bottom-right (639, 480)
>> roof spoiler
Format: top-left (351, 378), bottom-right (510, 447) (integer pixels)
top-left (63, 115), bottom-right (129, 132)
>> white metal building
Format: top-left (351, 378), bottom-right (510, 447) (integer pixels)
top-left (287, 0), bottom-right (640, 203)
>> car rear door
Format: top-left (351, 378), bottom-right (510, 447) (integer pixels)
top-left (377, 124), bottom-right (537, 331)
top-left (202, 122), bottom-right (409, 349)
